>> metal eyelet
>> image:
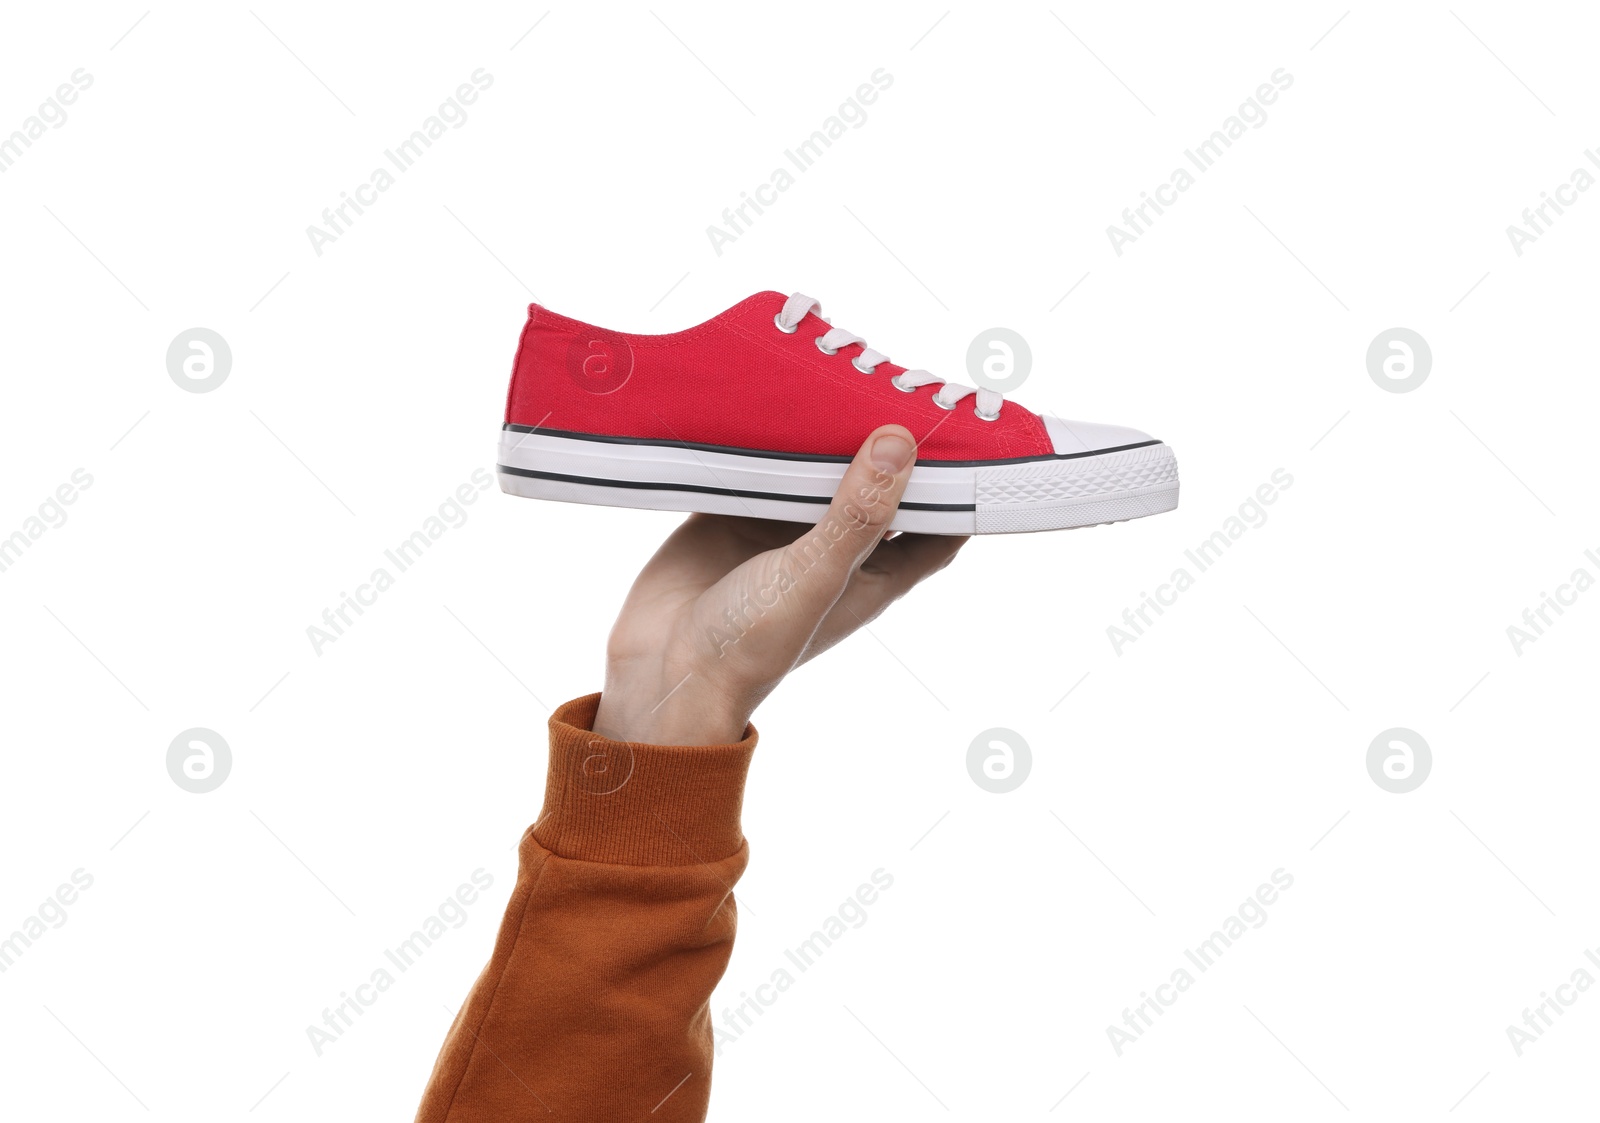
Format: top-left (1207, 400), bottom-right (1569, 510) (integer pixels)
top-left (852, 356), bottom-right (877, 374)
top-left (815, 337), bottom-right (839, 356)
top-left (931, 396), bottom-right (957, 411)
top-left (974, 407), bottom-right (1001, 422)
top-left (773, 314), bottom-right (798, 334)
top-left (891, 376), bottom-right (918, 393)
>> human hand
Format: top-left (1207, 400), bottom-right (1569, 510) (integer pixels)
top-left (590, 425), bottom-right (967, 744)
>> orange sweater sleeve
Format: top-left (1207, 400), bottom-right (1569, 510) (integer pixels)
top-left (414, 694), bottom-right (757, 1123)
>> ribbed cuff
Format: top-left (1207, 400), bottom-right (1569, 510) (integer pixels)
top-left (532, 694), bottom-right (758, 866)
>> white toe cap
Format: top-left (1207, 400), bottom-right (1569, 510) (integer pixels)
top-left (1043, 416), bottom-right (1159, 456)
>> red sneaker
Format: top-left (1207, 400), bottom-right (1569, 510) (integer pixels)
top-left (497, 292), bottom-right (1178, 534)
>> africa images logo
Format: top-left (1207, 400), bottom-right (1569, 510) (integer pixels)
top-left (565, 330), bottom-right (634, 395)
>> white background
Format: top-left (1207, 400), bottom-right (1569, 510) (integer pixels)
top-left (2, 2), bottom-right (1596, 1120)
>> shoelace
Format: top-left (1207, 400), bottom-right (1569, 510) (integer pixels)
top-left (773, 292), bottom-right (1004, 421)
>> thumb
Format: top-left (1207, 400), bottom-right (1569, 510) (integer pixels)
top-left (782, 424), bottom-right (917, 613)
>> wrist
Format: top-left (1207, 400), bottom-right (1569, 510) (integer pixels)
top-left (591, 676), bottom-right (748, 746)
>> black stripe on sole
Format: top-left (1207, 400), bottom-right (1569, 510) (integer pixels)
top-left (496, 464), bottom-right (977, 512)
top-left (502, 423), bottom-right (1162, 467)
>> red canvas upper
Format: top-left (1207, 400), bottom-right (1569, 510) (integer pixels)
top-left (504, 291), bottom-right (1055, 462)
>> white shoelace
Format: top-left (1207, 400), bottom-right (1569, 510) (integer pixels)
top-left (773, 292), bottom-right (1004, 421)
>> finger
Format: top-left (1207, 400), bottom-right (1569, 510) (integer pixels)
top-left (855, 531), bottom-right (969, 609)
top-left (781, 424), bottom-right (917, 617)
top-left (800, 533), bottom-right (969, 663)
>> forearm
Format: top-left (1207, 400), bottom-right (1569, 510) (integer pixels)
top-left (416, 694), bottom-right (756, 1122)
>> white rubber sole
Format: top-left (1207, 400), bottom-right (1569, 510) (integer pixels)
top-left (497, 426), bottom-right (1179, 535)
